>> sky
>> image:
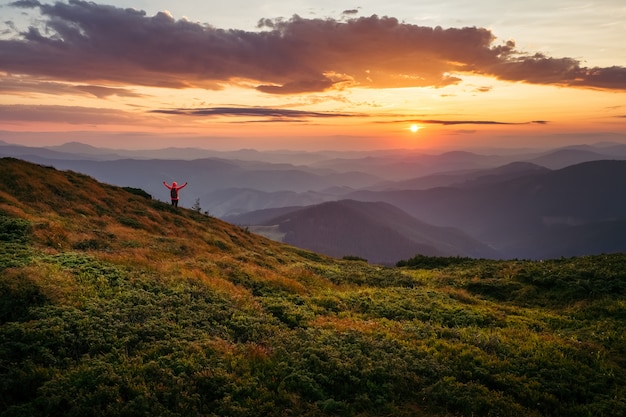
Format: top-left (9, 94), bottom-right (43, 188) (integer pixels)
top-left (1, 0), bottom-right (625, 151)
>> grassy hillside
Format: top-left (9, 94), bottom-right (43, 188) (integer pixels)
top-left (1, 157), bottom-right (625, 416)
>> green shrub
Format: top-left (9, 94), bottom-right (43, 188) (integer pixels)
top-left (397, 254), bottom-right (475, 269)
top-left (0, 273), bottom-right (48, 323)
top-left (72, 238), bottom-right (110, 251)
top-left (342, 255), bottom-right (367, 262)
top-left (122, 187), bottom-right (152, 199)
top-left (0, 215), bottom-right (31, 244)
top-left (117, 216), bottom-right (142, 229)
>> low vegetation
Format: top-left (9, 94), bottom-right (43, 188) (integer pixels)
top-left (1, 158), bottom-right (625, 416)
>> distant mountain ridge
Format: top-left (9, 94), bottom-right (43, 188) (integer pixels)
top-left (5, 140), bottom-right (624, 217)
top-left (366, 161), bottom-right (550, 191)
top-left (348, 160), bottom-right (626, 258)
top-left (527, 148), bottom-right (614, 169)
top-left (3, 142), bottom-right (626, 260)
top-left (239, 199), bottom-right (500, 264)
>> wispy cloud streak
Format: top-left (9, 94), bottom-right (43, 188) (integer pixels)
top-left (150, 106), bottom-right (546, 126)
top-left (150, 107), bottom-right (354, 119)
top-left (0, 76), bottom-right (142, 98)
top-left (414, 119), bottom-right (548, 126)
top-left (2, 0), bottom-right (625, 95)
top-left (382, 119), bottom-right (548, 126)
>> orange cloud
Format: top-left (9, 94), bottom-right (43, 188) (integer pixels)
top-left (2, 1), bottom-right (626, 95)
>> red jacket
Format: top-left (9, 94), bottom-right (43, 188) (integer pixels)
top-left (163, 181), bottom-right (187, 200)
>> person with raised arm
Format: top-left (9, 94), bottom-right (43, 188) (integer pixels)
top-left (163, 181), bottom-right (188, 207)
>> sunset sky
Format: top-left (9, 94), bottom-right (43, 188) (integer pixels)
top-left (1, 0), bottom-right (625, 151)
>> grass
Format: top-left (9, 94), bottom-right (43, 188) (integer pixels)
top-left (1, 157), bottom-right (625, 416)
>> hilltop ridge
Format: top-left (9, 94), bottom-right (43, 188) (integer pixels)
top-left (1, 157), bottom-right (625, 417)
top-left (0, 156), bottom-right (314, 267)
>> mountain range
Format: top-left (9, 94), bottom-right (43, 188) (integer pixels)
top-left (346, 159), bottom-right (626, 259)
top-left (2, 140), bottom-right (626, 262)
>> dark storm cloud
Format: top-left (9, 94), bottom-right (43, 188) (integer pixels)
top-left (2, 0), bottom-right (626, 94)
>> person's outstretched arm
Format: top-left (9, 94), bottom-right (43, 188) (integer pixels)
top-left (178, 182), bottom-right (188, 189)
top-left (163, 181), bottom-right (171, 189)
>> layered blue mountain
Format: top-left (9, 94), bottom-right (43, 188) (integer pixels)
top-left (233, 199), bottom-right (500, 265)
top-left (348, 160), bottom-right (626, 258)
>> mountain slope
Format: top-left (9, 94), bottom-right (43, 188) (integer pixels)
top-left (1, 157), bottom-right (625, 417)
top-left (307, 150), bottom-right (519, 180)
top-left (202, 187), bottom-right (344, 218)
top-left (348, 160), bottom-right (626, 258)
top-left (366, 161), bottom-right (550, 191)
top-left (0, 152), bottom-right (381, 210)
top-left (0, 157), bottom-right (313, 267)
top-left (527, 148), bottom-right (617, 169)
top-left (242, 199), bottom-right (500, 264)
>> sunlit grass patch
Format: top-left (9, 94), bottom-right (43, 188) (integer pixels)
top-left (32, 219), bottom-right (70, 249)
top-left (309, 315), bottom-right (390, 334)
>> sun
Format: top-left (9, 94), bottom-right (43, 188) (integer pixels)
top-left (409, 124), bottom-right (421, 133)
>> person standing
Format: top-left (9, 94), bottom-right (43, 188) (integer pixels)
top-left (163, 181), bottom-right (187, 207)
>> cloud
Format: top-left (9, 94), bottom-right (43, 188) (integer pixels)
top-left (151, 107), bottom-right (547, 127)
top-left (10, 0), bottom-right (42, 7)
top-left (342, 9), bottom-right (360, 16)
top-left (0, 75), bottom-right (143, 98)
top-left (0, 104), bottom-right (140, 124)
top-left (389, 119), bottom-right (548, 126)
top-left (149, 106), bottom-right (550, 126)
top-left (74, 85), bottom-right (144, 98)
top-left (418, 120), bottom-right (517, 125)
top-left (150, 106), bottom-right (355, 120)
top-left (1, 0), bottom-right (625, 95)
